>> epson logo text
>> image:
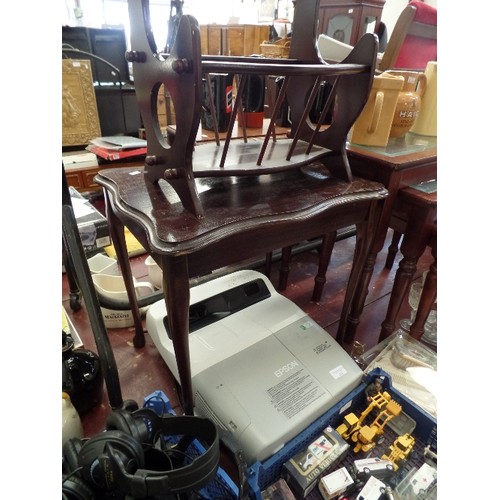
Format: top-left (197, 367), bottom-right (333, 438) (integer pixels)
top-left (274, 360), bottom-right (299, 378)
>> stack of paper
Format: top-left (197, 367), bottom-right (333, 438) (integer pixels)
top-left (86, 136), bottom-right (147, 160)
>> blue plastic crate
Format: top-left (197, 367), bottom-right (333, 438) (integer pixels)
top-left (143, 390), bottom-right (240, 499)
top-left (247, 368), bottom-right (437, 499)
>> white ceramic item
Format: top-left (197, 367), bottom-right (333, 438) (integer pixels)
top-left (92, 273), bottom-right (155, 328)
top-left (145, 256), bottom-right (163, 289)
top-left (62, 392), bottom-right (83, 448)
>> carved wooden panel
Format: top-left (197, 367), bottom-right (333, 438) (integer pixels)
top-left (62, 59), bottom-right (101, 146)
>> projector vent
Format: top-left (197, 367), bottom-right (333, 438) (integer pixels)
top-left (194, 391), bottom-right (228, 431)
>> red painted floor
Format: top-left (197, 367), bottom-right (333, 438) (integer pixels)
top-left (62, 230), bottom-right (433, 440)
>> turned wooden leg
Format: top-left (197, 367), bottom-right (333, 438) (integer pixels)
top-left (385, 230), bottom-right (402, 269)
top-left (312, 231), bottom-right (336, 302)
top-left (380, 255), bottom-right (418, 341)
top-left (410, 229), bottom-right (437, 340)
top-left (380, 194), bottom-right (436, 343)
top-left (338, 199), bottom-right (383, 347)
top-left (278, 246), bottom-right (293, 291)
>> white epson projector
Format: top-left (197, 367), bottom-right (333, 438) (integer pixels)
top-left (146, 270), bottom-right (362, 465)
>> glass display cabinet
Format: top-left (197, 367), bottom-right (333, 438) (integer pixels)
top-left (318, 0), bottom-right (386, 45)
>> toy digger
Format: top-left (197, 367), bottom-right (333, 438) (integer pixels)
top-left (336, 391), bottom-right (402, 453)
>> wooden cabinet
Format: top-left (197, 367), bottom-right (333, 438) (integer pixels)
top-left (318, 0), bottom-right (385, 46)
top-left (200, 24), bottom-right (270, 56)
top-left (65, 160), bottom-right (144, 193)
top-left (64, 165), bottom-right (104, 192)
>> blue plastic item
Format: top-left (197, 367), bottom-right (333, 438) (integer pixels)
top-left (142, 390), bottom-right (240, 499)
top-left (246, 368), bottom-right (437, 499)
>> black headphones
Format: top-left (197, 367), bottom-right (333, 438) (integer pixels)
top-left (62, 408), bottom-right (220, 499)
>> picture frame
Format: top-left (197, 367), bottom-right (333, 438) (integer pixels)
top-left (62, 59), bottom-right (101, 146)
top-left (258, 0), bottom-right (276, 22)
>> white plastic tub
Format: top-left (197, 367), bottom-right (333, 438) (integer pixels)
top-left (92, 273), bottom-right (155, 328)
top-left (87, 253), bottom-right (119, 276)
top-left (145, 255), bottom-right (163, 289)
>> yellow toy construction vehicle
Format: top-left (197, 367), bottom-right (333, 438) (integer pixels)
top-left (381, 433), bottom-right (415, 470)
top-left (336, 391), bottom-right (402, 453)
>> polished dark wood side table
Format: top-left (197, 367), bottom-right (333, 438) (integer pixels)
top-left (96, 164), bottom-right (387, 414)
top-left (379, 185), bottom-right (437, 341)
top-left (336, 132), bottom-right (437, 346)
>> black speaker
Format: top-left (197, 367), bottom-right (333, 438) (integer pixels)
top-left (272, 76), bottom-right (292, 128)
top-left (201, 73), bottom-right (234, 132)
top-left (241, 75), bottom-right (265, 114)
top-left (62, 409), bottom-right (220, 499)
top-left (309, 81), bottom-right (333, 124)
top-left (62, 26), bottom-right (131, 85)
top-left (238, 74), bottom-right (266, 128)
top-left (94, 87), bottom-right (142, 137)
top-left (89, 28), bottom-right (131, 84)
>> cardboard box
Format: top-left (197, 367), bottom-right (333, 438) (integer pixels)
top-left (354, 475), bottom-right (385, 500)
top-left (281, 426), bottom-right (349, 498)
top-left (318, 467), bottom-right (354, 500)
top-left (69, 187), bottom-right (110, 253)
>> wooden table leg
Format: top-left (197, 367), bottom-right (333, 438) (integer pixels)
top-left (104, 191), bottom-right (145, 348)
top-left (379, 254), bottom-right (419, 341)
top-left (337, 250), bottom-right (377, 345)
top-left (312, 231), bottom-right (337, 302)
top-left (278, 245), bottom-right (293, 291)
top-left (409, 230), bottom-right (437, 340)
top-left (163, 254), bottom-right (194, 415)
top-left (337, 199), bottom-right (383, 347)
top-left (379, 211), bottom-right (433, 342)
top-left (385, 230), bottom-right (402, 269)
top-left (336, 179), bottom-right (397, 346)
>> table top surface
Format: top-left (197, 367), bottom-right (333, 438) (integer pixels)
top-left (96, 163), bottom-right (387, 253)
top-left (347, 132), bottom-right (437, 166)
top-left (399, 184), bottom-right (437, 207)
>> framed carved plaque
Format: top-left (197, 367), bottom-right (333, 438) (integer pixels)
top-left (62, 59), bottom-right (101, 146)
